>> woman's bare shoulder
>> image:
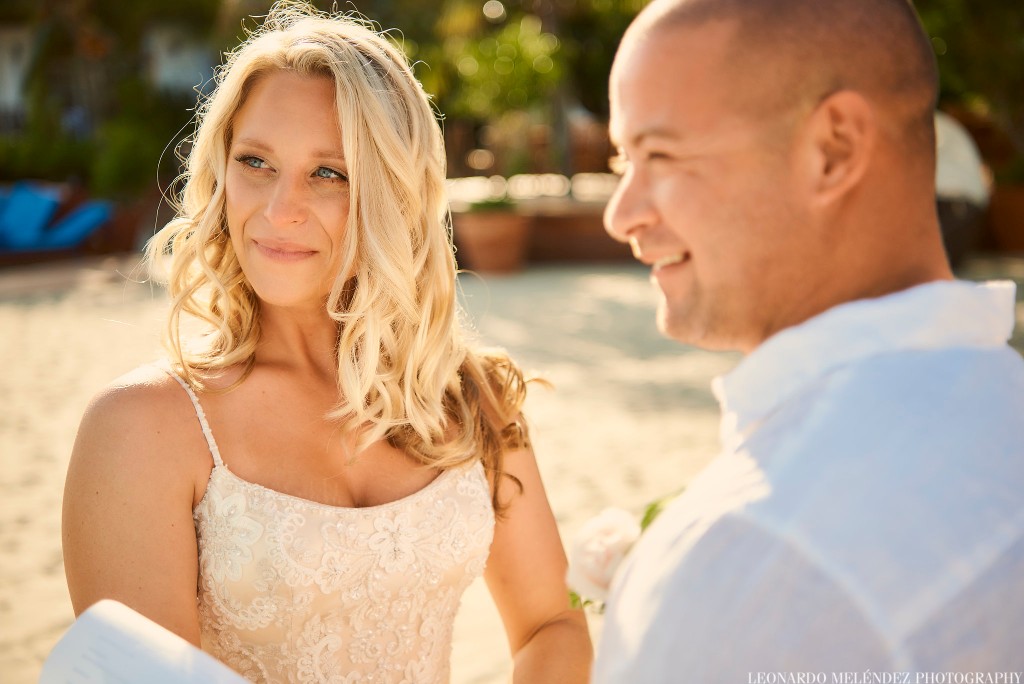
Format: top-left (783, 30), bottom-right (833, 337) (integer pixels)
top-left (82, 364), bottom-right (189, 426)
top-left (72, 363), bottom-right (211, 480)
top-left (63, 364), bottom-right (210, 627)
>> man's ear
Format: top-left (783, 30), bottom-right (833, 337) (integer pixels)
top-left (801, 90), bottom-right (876, 204)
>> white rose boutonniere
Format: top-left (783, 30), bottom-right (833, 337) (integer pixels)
top-left (566, 508), bottom-right (640, 611)
top-left (566, 492), bottom-right (678, 612)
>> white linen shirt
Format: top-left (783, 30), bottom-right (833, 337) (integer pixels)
top-left (594, 280), bottom-right (1024, 683)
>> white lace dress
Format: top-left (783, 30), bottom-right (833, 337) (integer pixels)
top-left (166, 370), bottom-right (495, 683)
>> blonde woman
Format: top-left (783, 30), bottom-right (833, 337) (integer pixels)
top-left (61, 4), bottom-right (591, 682)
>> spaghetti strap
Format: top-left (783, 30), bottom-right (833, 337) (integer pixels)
top-left (159, 363), bottom-right (226, 469)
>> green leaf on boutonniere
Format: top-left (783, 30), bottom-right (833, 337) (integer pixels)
top-left (569, 590), bottom-right (604, 614)
top-left (640, 488), bottom-right (684, 531)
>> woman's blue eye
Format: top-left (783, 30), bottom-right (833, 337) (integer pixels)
top-left (237, 155), bottom-right (268, 169)
top-left (315, 167), bottom-right (347, 181)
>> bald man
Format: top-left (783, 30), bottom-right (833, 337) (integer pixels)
top-left (595, 0), bottom-right (1024, 680)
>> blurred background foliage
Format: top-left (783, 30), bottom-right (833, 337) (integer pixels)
top-left (0, 0), bottom-right (644, 195)
top-left (0, 0), bottom-right (1022, 195)
top-left (917, 0), bottom-right (1024, 181)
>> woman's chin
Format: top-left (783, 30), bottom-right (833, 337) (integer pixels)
top-left (250, 286), bottom-right (328, 313)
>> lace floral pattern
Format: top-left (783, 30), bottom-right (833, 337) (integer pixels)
top-left (203, 490), bottom-right (265, 583)
top-left (193, 462), bottom-right (494, 684)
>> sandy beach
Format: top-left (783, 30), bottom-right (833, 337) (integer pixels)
top-left (1, 253), bottom-right (1022, 683)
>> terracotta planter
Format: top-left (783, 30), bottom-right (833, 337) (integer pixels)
top-left (526, 201), bottom-right (633, 263)
top-left (988, 183), bottom-right (1024, 252)
top-left (453, 211), bottom-right (532, 274)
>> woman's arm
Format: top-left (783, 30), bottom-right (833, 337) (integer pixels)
top-left (485, 447), bottom-right (593, 683)
top-left (62, 374), bottom-right (208, 645)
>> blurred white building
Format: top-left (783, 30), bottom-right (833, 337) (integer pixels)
top-left (144, 26), bottom-right (215, 96)
top-left (0, 25), bottom-right (32, 125)
top-left (934, 110), bottom-right (991, 266)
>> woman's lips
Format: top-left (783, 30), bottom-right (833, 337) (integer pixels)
top-left (253, 240), bottom-right (317, 262)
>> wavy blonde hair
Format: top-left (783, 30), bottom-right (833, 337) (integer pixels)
top-left (147, 2), bottom-right (529, 510)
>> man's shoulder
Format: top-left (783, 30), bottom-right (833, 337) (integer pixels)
top-left (751, 342), bottom-right (1024, 522)
top-left (781, 342), bottom-right (1024, 449)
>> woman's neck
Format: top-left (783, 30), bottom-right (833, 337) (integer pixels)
top-left (255, 303), bottom-right (340, 380)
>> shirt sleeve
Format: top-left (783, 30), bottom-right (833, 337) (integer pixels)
top-left (594, 514), bottom-right (897, 684)
top-left (906, 533), bottom-right (1024, 670)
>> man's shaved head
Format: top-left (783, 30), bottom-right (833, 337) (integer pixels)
top-left (623, 0), bottom-right (939, 160)
top-left (605, 0), bottom-right (951, 351)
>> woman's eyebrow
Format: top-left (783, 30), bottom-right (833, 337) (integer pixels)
top-left (312, 150), bottom-right (347, 164)
top-left (232, 137), bottom-right (272, 152)
top-left (232, 137), bottom-right (346, 164)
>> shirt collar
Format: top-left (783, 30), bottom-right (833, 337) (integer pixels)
top-left (711, 280), bottom-right (1018, 444)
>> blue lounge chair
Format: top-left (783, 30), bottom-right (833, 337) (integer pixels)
top-left (39, 201), bottom-right (114, 250)
top-left (0, 182), bottom-right (62, 251)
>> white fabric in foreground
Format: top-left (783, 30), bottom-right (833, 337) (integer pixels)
top-left (42, 599), bottom-right (247, 683)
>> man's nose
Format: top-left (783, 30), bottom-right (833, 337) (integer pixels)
top-left (264, 175), bottom-right (308, 227)
top-left (604, 168), bottom-right (656, 245)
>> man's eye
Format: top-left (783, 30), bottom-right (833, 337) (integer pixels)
top-left (609, 153), bottom-right (629, 176)
top-left (315, 167), bottom-right (348, 181)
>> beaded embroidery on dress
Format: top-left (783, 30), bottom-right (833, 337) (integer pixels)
top-left (164, 368), bottom-right (495, 684)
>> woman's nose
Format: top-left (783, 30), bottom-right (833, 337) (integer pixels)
top-left (263, 175), bottom-right (308, 227)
